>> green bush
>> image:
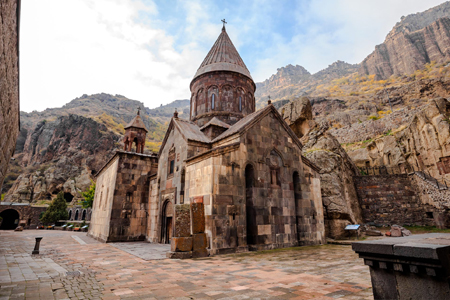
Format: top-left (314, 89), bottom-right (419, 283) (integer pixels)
top-left (40, 192), bottom-right (69, 225)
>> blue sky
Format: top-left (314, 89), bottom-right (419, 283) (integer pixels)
top-left (21, 0), bottom-right (447, 112)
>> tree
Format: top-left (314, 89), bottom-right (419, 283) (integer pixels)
top-left (82, 181), bottom-right (95, 208)
top-left (40, 192), bottom-right (69, 224)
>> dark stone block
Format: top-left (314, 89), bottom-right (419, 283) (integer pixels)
top-left (191, 203), bottom-right (205, 234)
top-left (171, 237), bottom-right (193, 252)
top-left (174, 204), bottom-right (191, 237)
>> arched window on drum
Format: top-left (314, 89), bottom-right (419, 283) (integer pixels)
top-left (207, 86), bottom-right (218, 111)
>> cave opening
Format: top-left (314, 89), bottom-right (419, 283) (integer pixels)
top-left (64, 193), bottom-right (74, 203)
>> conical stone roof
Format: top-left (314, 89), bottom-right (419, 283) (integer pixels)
top-left (125, 112), bottom-right (148, 132)
top-left (192, 27), bottom-right (252, 81)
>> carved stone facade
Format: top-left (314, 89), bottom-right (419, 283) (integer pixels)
top-left (0, 0), bottom-right (20, 192)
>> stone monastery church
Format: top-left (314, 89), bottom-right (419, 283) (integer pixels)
top-left (89, 24), bottom-right (325, 256)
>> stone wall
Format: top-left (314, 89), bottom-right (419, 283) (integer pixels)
top-left (186, 110), bottom-right (325, 254)
top-left (354, 174), bottom-right (432, 226)
top-left (0, 0), bottom-right (20, 192)
top-left (88, 156), bottom-right (119, 241)
top-left (89, 151), bottom-right (156, 242)
top-left (190, 71), bottom-right (255, 127)
top-left (0, 204), bottom-right (47, 229)
top-left (329, 106), bottom-right (422, 144)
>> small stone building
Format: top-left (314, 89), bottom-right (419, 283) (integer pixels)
top-left (88, 113), bottom-right (158, 242)
top-left (148, 26), bottom-right (325, 255)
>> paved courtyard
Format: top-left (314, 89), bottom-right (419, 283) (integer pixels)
top-left (0, 230), bottom-right (373, 300)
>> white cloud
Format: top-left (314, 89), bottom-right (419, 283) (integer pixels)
top-left (21, 0), bottom-right (202, 112)
top-left (20, 0), bottom-right (449, 112)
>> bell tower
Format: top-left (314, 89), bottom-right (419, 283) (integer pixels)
top-left (190, 22), bottom-right (256, 127)
top-left (123, 108), bottom-right (148, 153)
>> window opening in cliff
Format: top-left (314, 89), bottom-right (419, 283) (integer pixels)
top-left (74, 210), bottom-right (79, 220)
top-left (245, 164), bottom-right (257, 246)
top-left (180, 169), bottom-right (185, 204)
top-left (387, 153), bottom-right (392, 165)
top-left (0, 209), bottom-right (20, 230)
top-left (293, 171), bottom-right (301, 241)
top-left (126, 192), bottom-right (132, 202)
top-left (64, 193), bottom-right (74, 203)
top-left (365, 161), bottom-right (370, 168)
top-left (82, 210), bottom-right (86, 220)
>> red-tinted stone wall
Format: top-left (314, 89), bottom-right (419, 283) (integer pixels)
top-left (354, 174), bottom-right (434, 226)
top-left (190, 71), bottom-right (256, 127)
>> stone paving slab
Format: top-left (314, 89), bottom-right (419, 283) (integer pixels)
top-left (1, 230), bottom-right (373, 299)
top-left (109, 242), bottom-right (170, 260)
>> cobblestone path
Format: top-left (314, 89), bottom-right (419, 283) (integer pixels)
top-left (0, 230), bottom-right (373, 299)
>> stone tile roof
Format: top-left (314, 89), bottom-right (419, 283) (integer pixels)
top-left (174, 118), bottom-right (211, 143)
top-left (125, 113), bottom-right (148, 132)
top-left (200, 117), bottom-right (231, 130)
top-left (211, 106), bottom-right (271, 143)
top-left (193, 27), bottom-right (252, 81)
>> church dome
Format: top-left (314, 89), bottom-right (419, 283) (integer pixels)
top-left (192, 26), bottom-right (252, 82)
top-left (190, 24), bottom-right (256, 127)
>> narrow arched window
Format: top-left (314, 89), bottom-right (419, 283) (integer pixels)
top-left (239, 96), bottom-right (242, 111)
top-left (211, 94), bottom-right (215, 110)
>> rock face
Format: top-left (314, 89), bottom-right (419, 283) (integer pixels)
top-left (255, 62), bottom-right (358, 106)
top-left (280, 97), bottom-right (363, 239)
top-left (0, 0), bottom-right (20, 192)
top-left (361, 1), bottom-right (450, 79)
top-left (4, 115), bottom-right (120, 203)
top-left (256, 65), bottom-right (311, 103)
top-left (347, 98), bottom-right (450, 182)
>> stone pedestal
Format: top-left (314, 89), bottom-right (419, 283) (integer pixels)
top-left (352, 233), bottom-right (450, 300)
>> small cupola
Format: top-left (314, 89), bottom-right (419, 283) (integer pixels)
top-left (123, 108), bottom-right (148, 153)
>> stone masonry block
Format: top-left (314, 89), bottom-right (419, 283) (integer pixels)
top-left (191, 202), bottom-right (205, 234)
top-left (171, 237), bottom-right (193, 252)
top-left (192, 248), bottom-right (208, 258)
top-left (174, 204), bottom-right (191, 237)
top-left (193, 233), bottom-right (207, 251)
top-left (166, 251), bottom-right (192, 259)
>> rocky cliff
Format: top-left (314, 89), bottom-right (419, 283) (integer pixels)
top-left (361, 1), bottom-right (450, 79)
top-left (255, 61), bottom-right (358, 106)
top-left (4, 115), bottom-right (120, 203)
top-left (2, 94), bottom-right (190, 202)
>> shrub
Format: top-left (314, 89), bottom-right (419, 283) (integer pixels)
top-left (40, 192), bottom-right (69, 224)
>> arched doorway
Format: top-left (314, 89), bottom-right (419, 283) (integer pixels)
top-left (245, 164), bottom-right (257, 245)
top-left (0, 209), bottom-right (20, 230)
top-left (293, 171), bottom-right (301, 242)
top-left (74, 210), bottom-right (79, 221)
top-left (161, 200), bottom-right (173, 244)
top-left (68, 210), bottom-right (72, 220)
top-left (82, 210), bottom-right (86, 220)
